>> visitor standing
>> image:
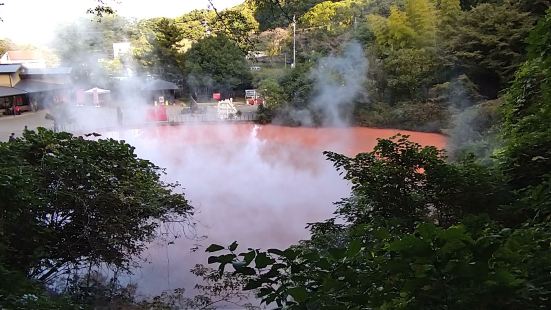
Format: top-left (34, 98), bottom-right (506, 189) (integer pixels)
top-left (117, 107), bottom-right (123, 127)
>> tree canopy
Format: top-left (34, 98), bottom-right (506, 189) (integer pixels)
top-left (0, 129), bottom-right (192, 283)
top-left (184, 35), bottom-right (252, 96)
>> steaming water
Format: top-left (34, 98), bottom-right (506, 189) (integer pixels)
top-left (102, 124), bottom-right (446, 295)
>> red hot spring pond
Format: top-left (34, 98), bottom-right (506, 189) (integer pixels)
top-left (103, 124), bottom-right (447, 294)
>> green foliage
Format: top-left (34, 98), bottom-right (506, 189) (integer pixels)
top-left (0, 264), bottom-right (79, 309)
top-left (527, 8), bottom-right (551, 60)
top-left (447, 99), bottom-right (502, 161)
top-left (404, 0), bottom-right (438, 45)
top-left (209, 219), bottom-right (550, 309)
top-left (257, 28), bottom-right (290, 57)
top-left (500, 9), bottom-right (551, 193)
top-left (384, 48), bottom-right (441, 101)
top-left (211, 7), bottom-right (259, 51)
top-left (184, 35), bottom-right (252, 94)
top-left (0, 129), bottom-right (191, 281)
top-left (207, 136), bottom-right (549, 309)
top-left (366, 0), bottom-right (444, 102)
top-left (250, 0), bottom-right (327, 31)
top-left (447, 2), bottom-right (535, 97)
top-left (368, 0), bottom-right (437, 50)
top-left (204, 14), bottom-right (551, 308)
top-left (255, 64), bottom-right (316, 125)
top-left (137, 17), bottom-right (187, 80)
top-left (300, 1), bottom-right (355, 33)
top-left (176, 10), bottom-right (216, 41)
top-left (257, 77), bottom-right (286, 109)
top-left (326, 136), bottom-right (506, 229)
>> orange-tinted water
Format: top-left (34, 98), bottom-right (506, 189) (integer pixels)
top-left (106, 124), bottom-right (446, 293)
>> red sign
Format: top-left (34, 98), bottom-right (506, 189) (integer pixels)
top-left (213, 93), bottom-right (221, 100)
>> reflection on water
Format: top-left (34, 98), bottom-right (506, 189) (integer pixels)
top-left (104, 124), bottom-right (446, 294)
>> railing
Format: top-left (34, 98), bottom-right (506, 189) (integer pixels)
top-left (168, 111), bottom-right (258, 124)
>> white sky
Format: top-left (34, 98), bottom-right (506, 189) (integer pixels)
top-left (0, 0), bottom-right (244, 45)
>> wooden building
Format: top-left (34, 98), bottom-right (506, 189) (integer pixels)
top-left (0, 64), bottom-right (71, 115)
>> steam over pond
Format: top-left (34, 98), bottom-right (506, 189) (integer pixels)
top-left (103, 124), bottom-right (446, 294)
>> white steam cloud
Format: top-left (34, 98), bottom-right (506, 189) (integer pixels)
top-left (285, 41), bottom-right (369, 127)
top-left (309, 41), bottom-right (369, 126)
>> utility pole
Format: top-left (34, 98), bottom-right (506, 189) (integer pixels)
top-left (292, 15), bottom-right (296, 68)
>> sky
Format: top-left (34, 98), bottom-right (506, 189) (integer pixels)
top-left (0, 0), bottom-right (244, 45)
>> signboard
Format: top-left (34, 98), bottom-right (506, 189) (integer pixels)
top-left (213, 93), bottom-right (221, 100)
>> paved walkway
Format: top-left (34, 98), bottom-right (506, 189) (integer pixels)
top-left (0, 110), bottom-right (53, 141)
top-left (0, 103), bottom-right (259, 142)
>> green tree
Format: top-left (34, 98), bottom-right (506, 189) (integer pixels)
top-left (177, 9), bottom-right (216, 41)
top-left (300, 1), bottom-right (355, 33)
top-left (250, 0), bottom-right (327, 31)
top-left (257, 28), bottom-right (290, 58)
top-left (148, 18), bottom-right (186, 81)
top-left (437, 0), bottom-right (461, 37)
top-left (184, 35), bottom-right (252, 95)
top-left (367, 0), bottom-right (442, 101)
top-left (0, 129), bottom-right (192, 281)
top-left (404, 0), bottom-right (437, 45)
top-left (384, 48), bottom-right (441, 100)
top-left (500, 9), bottom-right (551, 194)
top-left (447, 2), bottom-right (535, 98)
top-left (211, 8), bottom-right (259, 51)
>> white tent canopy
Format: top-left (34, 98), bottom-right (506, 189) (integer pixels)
top-left (84, 87), bottom-right (110, 94)
top-left (84, 87), bottom-right (111, 106)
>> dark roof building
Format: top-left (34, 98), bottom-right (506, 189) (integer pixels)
top-left (0, 86), bottom-right (26, 97)
top-left (20, 67), bottom-right (72, 76)
top-left (14, 80), bottom-right (69, 93)
top-left (0, 64), bottom-right (22, 74)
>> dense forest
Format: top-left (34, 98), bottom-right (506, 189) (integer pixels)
top-left (1, 0), bottom-right (550, 308)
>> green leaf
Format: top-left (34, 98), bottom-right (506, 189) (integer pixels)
top-left (283, 249), bottom-right (299, 260)
top-left (206, 244), bottom-right (225, 252)
top-left (240, 250), bottom-right (256, 265)
top-left (288, 287), bottom-right (308, 303)
top-left (346, 239), bottom-right (362, 258)
top-left (417, 223), bottom-right (438, 239)
top-left (218, 254), bottom-right (236, 264)
top-left (244, 280), bottom-right (263, 290)
top-left (258, 287), bottom-right (273, 297)
top-left (268, 248), bottom-right (285, 256)
top-left (238, 267), bottom-right (257, 276)
top-left (229, 241), bottom-right (238, 251)
top-left (328, 247), bottom-right (347, 259)
top-left (255, 252), bottom-right (274, 269)
top-left (438, 226), bottom-right (469, 242)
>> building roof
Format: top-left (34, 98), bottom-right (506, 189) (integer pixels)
top-left (4, 50), bottom-right (42, 61)
top-left (21, 67), bottom-right (72, 75)
top-left (143, 79), bottom-right (179, 91)
top-left (13, 80), bottom-right (68, 93)
top-left (0, 64), bottom-right (22, 73)
top-left (0, 86), bottom-right (26, 97)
